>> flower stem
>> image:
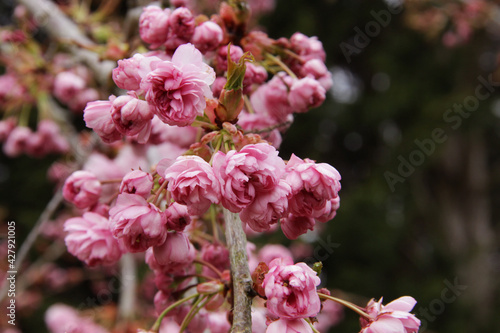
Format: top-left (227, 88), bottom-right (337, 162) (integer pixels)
top-left (265, 53), bottom-right (297, 79)
top-left (306, 318), bottom-right (320, 333)
top-left (194, 258), bottom-right (224, 279)
top-left (178, 294), bottom-right (207, 332)
top-left (150, 293), bottom-right (200, 332)
top-left (317, 292), bottom-right (373, 321)
top-left (223, 209), bottom-right (253, 333)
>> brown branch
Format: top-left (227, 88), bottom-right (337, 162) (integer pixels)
top-left (223, 209), bottom-right (253, 333)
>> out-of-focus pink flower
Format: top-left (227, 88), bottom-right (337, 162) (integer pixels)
top-left (243, 62), bottom-right (268, 93)
top-left (53, 71), bottom-right (86, 104)
top-left (215, 44), bottom-right (244, 72)
top-left (301, 59), bottom-right (333, 90)
top-left (0, 73), bottom-right (25, 103)
top-left (250, 72), bottom-right (294, 121)
top-left (237, 112), bottom-right (283, 149)
top-left (83, 97), bottom-right (122, 144)
top-left (211, 76), bottom-right (227, 98)
top-left (201, 243), bottom-right (229, 278)
top-left (165, 7), bottom-right (195, 52)
top-left (148, 116), bottom-right (197, 147)
top-left (73, 88), bottom-right (100, 113)
top-left (240, 179), bottom-right (291, 232)
top-left (191, 21), bottom-right (223, 54)
top-left (288, 77), bottom-right (326, 112)
top-left (141, 44), bottom-right (215, 126)
top-left (62, 171), bottom-right (102, 209)
top-left (0, 118), bottom-right (16, 142)
top-left (212, 143), bottom-right (286, 213)
top-left (64, 212), bottom-right (122, 266)
top-left (3, 126), bottom-right (32, 157)
top-left (110, 193), bottom-right (168, 252)
top-left (111, 94), bottom-right (154, 142)
top-left (280, 214), bottom-right (315, 240)
top-left (35, 119), bottom-right (70, 154)
top-left (153, 231), bottom-right (195, 268)
top-left (112, 53), bottom-right (163, 91)
top-left (207, 311), bottom-right (231, 332)
top-left (162, 155), bottom-right (221, 215)
top-left (258, 244), bottom-right (294, 266)
top-left (285, 154), bottom-right (341, 222)
top-left (360, 297), bottom-right (420, 333)
top-left (45, 303), bottom-right (109, 333)
top-left (139, 6), bottom-right (171, 48)
top-left (263, 258), bottom-right (321, 319)
top-left (120, 170), bottom-right (154, 198)
top-left (166, 202), bottom-right (191, 231)
top-left (290, 32), bottom-right (326, 63)
top-left (314, 299), bottom-right (344, 332)
top-left (266, 318), bottom-right (313, 333)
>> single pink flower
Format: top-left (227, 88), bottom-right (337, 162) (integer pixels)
top-left (290, 32), bottom-right (326, 63)
top-left (141, 44), bottom-right (215, 126)
top-left (148, 116), bottom-right (197, 147)
top-left (83, 96), bottom-right (122, 144)
top-left (280, 213), bottom-right (315, 240)
top-left (120, 169), bottom-right (154, 198)
top-left (64, 212), bottom-right (122, 266)
top-left (62, 171), bottom-right (102, 209)
top-left (139, 6), bottom-right (171, 48)
top-left (53, 71), bottom-right (86, 104)
top-left (243, 62), bottom-right (268, 93)
top-left (212, 143), bottom-right (286, 213)
top-left (162, 155), bottom-right (221, 215)
top-left (240, 179), bottom-right (291, 232)
top-left (153, 231), bottom-right (195, 267)
top-left (166, 202), bottom-right (191, 232)
top-left (110, 193), bottom-right (168, 252)
top-left (36, 119), bottom-right (70, 154)
top-left (3, 126), bottom-right (32, 157)
top-left (288, 77), bottom-right (326, 113)
top-left (0, 117), bottom-right (16, 142)
top-left (360, 297), bottom-right (421, 333)
top-left (164, 7), bottom-right (195, 52)
top-left (111, 94), bottom-right (154, 142)
top-left (191, 21), bottom-right (223, 54)
top-left (301, 59), bottom-right (333, 90)
top-left (285, 154), bottom-right (341, 221)
top-left (250, 72), bottom-right (294, 121)
top-left (266, 318), bottom-right (313, 333)
top-left (263, 258), bottom-right (321, 319)
top-left (112, 53), bottom-right (163, 91)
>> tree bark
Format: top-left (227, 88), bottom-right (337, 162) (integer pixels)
top-left (223, 209), bottom-right (253, 333)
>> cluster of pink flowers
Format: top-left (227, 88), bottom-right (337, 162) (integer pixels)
top-left (0, 118), bottom-right (69, 157)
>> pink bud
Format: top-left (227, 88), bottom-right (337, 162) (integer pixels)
top-left (196, 281), bottom-right (225, 294)
top-left (288, 77), bottom-right (326, 112)
top-left (191, 21), bottom-right (223, 54)
top-left (111, 94), bottom-right (154, 141)
top-left (83, 97), bottom-right (122, 144)
top-left (139, 6), bottom-right (171, 48)
top-left (166, 202), bottom-right (191, 232)
top-left (53, 71), bottom-right (86, 104)
top-left (153, 231), bottom-right (195, 267)
top-left (62, 171), bottom-right (102, 209)
top-left (112, 53), bottom-right (163, 91)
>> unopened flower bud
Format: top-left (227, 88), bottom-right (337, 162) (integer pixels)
top-left (196, 281), bottom-right (225, 295)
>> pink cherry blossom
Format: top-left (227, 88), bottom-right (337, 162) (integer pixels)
top-left (148, 116), bottom-right (197, 147)
top-left (64, 212), bottom-right (122, 266)
top-left (250, 72), bottom-right (294, 121)
top-left (0, 117), bottom-right (16, 142)
top-left (141, 44), bottom-right (215, 126)
top-left (164, 7), bottom-right (195, 52)
top-left (243, 62), bottom-right (268, 93)
top-left (191, 21), bottom-right (223, 54)
top-left (288, 77), bottom-right (326, 112)
top-left (237, 111), bottom-right (283, 148)
top-left (62, 170), bottom-right (102, 209)
top-left (285, 154), bottom-right (341, 221)
top-left (112, 53), bottom-right (163, 91)
top-left (215, 44), bottom-right (244, 72)
top-left (301, 59), bottom-right (333, 90)
top-left (73, 88), bottom-right (99, 113)
top-left (3, 126), bottom-right (32, 157)
top-left (139, 6), bottom-right (171, 48)
top-left (153, 231), bottom-right (195, 267)
top-left (266, 318), bottom-right (313, 333)
top-left (166, 202), bottom-right (191, 231)
top-left (83, 96), bottom-right (122, 144)
top-left (212, 143), bottom-right (286, 213)
top-left (111, 94), bottom-right (154, 142)
top-left (240, 179), bottom-right (291, 232)
top-left (360, 297), bottom-right (421, 333)
top-left (120, 169), bottom-right (154, 198)
top-left (162, 155), bottom-right (221, 215)
top-left (53, 71), bottom-right (86, 104)
top-left (290, 32), bottom-right (326, 63)
top-left (258, 244), bottom-right (294, 266)
top-left (263, 258), bottom-right (321, 319)
top-left (280, 213), bottom-right (315, 240)
top-left (110, 193), bottom-right (168, 252)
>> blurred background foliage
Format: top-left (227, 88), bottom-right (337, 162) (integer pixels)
top-left (1, 0), bottom-right (499, 332)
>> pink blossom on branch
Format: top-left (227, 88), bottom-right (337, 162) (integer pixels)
top-left (162, 155), bottom-right (221, 216)
top-left (62, 170), bottom-right (102, 209)
top-left (64, 212), bottom-right (122, 266)
top-left (360, 296), bottom-right (421, 333)
top-left (263, 258), bottom-right (321, 319)
top-left (112, 53), bottom-right (163, 91)
top-left (191, 21), bottom-right (224, 54)
top-left (110, 93), bottom-right (154, 143)
top-left (139, 6), bottom-right (171, 48)
top-left (141, 43), bottom-right (215, 127)
top-left (83, 97), bottom-right (122, 144)
top-left (119, 169), bottom-right (154, 198)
